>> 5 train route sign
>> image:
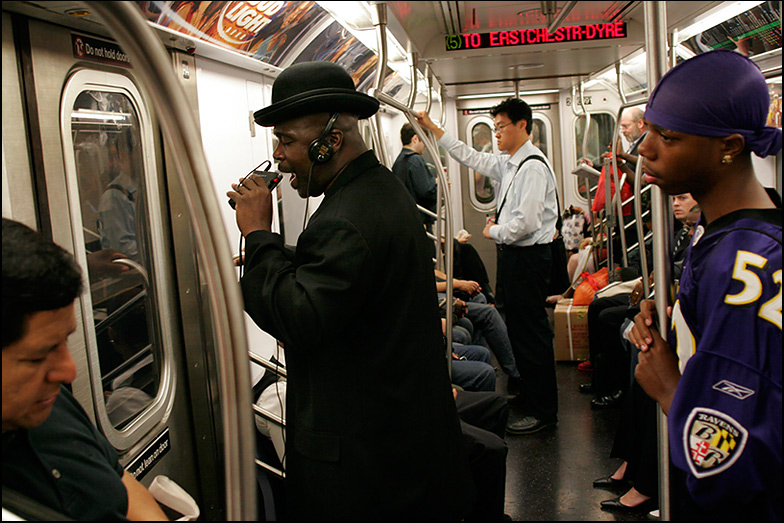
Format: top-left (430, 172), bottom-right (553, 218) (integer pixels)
top-left (446, 23), bottom-right (627, 51)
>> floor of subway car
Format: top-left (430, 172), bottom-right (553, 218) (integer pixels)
top-left (501, 363), bottom-right (652, 522)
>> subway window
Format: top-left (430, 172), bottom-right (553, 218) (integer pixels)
top-left (61, 71), bottom-right (175, 450)
top-left (574, 112), bottom-right (616, 201)
top-left (471, 121), bottom-right (495, 206)
top-left (468, 116), bottom-right (551, 211)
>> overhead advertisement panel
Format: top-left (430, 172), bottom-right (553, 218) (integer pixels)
top-left (136, 1), bottom-right (327, 66)
top-left (446, 22), bottom-right (627, 51)
top-left (679, 1), bottom-right (780, 57)
top-left (291, 20), bottom-right (381, 91)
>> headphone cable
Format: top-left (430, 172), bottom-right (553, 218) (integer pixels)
top-left (303, 162), bottom-right (315, 230)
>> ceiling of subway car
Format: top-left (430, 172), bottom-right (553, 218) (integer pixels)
top-left (4, 1), bottom-right (767, 100)
top-left (384, 1), bottom-right (725, 98)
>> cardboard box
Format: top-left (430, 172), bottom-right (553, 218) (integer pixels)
top-left (554, 298), bottom-right (590, 362)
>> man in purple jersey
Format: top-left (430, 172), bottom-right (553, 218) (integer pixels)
top-left (628, 50), bottom-right (781, 520)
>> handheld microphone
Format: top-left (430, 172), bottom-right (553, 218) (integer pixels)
top-left (229, 160), bottom-right (283, 209)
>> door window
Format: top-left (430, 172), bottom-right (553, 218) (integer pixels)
top-left (61, 71), bottom-right (175, 449)
top-left (467, 115), bottom-right (552, 211)
top-left (574, 113), bottom-right (616, 201)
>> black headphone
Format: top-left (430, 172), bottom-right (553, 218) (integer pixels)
top-left (308, 113), bottom-right (340, 164)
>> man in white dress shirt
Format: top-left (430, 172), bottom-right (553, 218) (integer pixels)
top-left (417, 98), bottom-right (559, 434)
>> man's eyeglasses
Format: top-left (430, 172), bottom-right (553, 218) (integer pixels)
top-left (493, 122), bottom-right (514, 133)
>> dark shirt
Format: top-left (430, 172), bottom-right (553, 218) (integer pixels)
top-left (392, 148), bottom-right (437, 224)
top-left (2, 386), bottom-right (128, 520)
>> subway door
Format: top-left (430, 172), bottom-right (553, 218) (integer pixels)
top-left (192, 55), bottom-right (281, 367)
top-left (20, 17), bottom-right (203, 515)
top-left (456, 109), bottom-right (560, 296)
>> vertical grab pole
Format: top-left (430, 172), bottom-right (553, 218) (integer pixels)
top-left (407, 52), bottom-right (419, 109)
top-left (371, 2), bottom-right (390, 167)
top-left (610, 103), bottom-right (629, 268)
top-left (425, 62), bottom-right (434, 114)
top-left (371, 90), bottom-right (455, 379)
top-left (439, 85), bottom-right (448, 129)
top-left (634, 160), bottom-right (651, 297)
top-left (616, 62), bottom-right (627, 105)
top-left (84, 2), bottom-right (256, 519)
top-left (645, 2), bottom-right (673, 520)
top-left (406, 53), bottom-right (440, 267)
top-left (603, 156), bottom-right (614, 271)
top-left (406, 56), bottom-right (443, 271)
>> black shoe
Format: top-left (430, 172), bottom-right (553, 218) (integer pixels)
top-left (578, 383), bottom-right (594, 394)
top-left (600, 497), bottom-right (656, 513)
top-left (506, 416), bottom-right (556, 435)
top-left (591, 390), bottom-right (624, 410)
top-left (593, 475), bottom-right (630, 492)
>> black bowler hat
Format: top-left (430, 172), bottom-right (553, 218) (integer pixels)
top-left (254, 61), bottom-right (380, 127)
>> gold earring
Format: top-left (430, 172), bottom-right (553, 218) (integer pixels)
top-left (721, 154), bottom-right (733, 164)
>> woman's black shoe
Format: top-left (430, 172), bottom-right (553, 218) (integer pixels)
top-left (600, 497), bottom-right (656, 513)
top-left (592, 475), bottom-right (630, 492)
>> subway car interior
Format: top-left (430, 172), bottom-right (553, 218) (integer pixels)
top-left (2, 1), bottom-right (781, 520)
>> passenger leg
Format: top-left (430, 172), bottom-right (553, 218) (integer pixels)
top-left (466, 301), bottom-right (519, 379)
top-left (500, 244), bottom-right (558, 424)
top-left (452, 344), bottom-right (496, 392)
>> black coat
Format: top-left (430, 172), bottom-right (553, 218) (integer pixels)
top-left (242, 150), bottom-right (472, 520)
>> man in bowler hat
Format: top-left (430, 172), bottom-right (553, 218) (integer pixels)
top-left (228, 62), bottom-right (472, 520)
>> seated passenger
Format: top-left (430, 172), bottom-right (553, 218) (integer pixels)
top-left (438, 288), bottom-right (521, 396)
top-left (583, 194), bottom-right (697, 410)
top-left (442, 319), bottom-right (497, 392)
top-left (1, 218), bottom-right (167, 521)
top-left (442, 235), bottom-right (497, 304)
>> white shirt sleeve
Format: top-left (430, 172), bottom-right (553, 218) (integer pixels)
top-left (438, 132), bottom-right (507, 182)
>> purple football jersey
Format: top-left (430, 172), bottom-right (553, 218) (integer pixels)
top-left (668, 205), bottom-right (781, 519)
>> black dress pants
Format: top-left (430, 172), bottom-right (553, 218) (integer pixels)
top-left (610, 378), bottom-right (658, 499)
top-left (497, 243), bottom-right (558, 421)
top-left (587, 294), bottom-right (632, 395)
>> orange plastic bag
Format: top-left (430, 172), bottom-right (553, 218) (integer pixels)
top-left (572, 267), bottom-right (609, 306)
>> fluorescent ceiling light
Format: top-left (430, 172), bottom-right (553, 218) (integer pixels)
top-left (583, 68), bottom-right (617, 89)
top-left (456, 89), bottom-right (559, 100)
top-left (676, 1), bottom-right (765, 43)
top-left (317, 1), bottom-right (373, 31)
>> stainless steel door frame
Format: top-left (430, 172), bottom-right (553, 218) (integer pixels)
top-left (15, 12), bottom-right (202, 506)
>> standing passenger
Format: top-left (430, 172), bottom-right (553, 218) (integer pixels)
top-left (392, 123), bottom-right (438, 231)
top-left (228, 61), bottom-right (472, 520)
top-left (417, 99), bottom-right (559, 434)
top-left (629, 50), bottom-right (782, 520)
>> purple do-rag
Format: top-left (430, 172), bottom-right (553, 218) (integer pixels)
top-left (645, 50), bottom-right (782, 158)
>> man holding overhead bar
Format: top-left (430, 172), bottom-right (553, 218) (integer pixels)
top-left (417, 98), bottom-right (560, 435)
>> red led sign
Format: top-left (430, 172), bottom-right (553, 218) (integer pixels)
top-left (445, 22), bottom-right (627, 51)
